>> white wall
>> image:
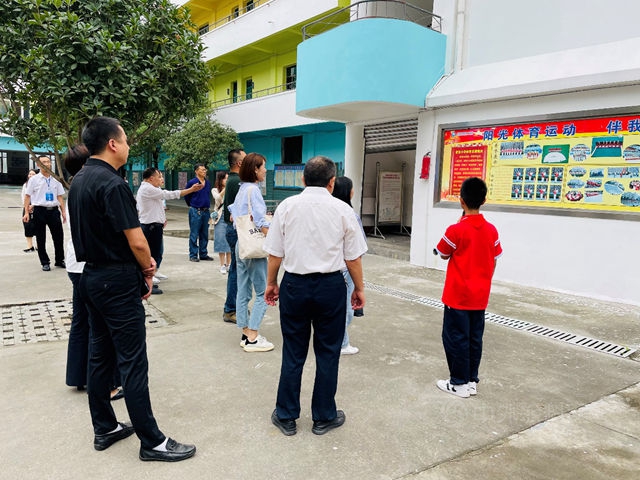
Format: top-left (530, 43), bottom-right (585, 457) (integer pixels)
top-left (213, 90), bottom-right (323, 133)
top-left (413, 85), bottom-right (640, 306)
top-left (461, 0), bottom-right (640, 67)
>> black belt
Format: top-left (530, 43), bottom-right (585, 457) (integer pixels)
top-left (286, 271), bottom-right (341, 278)
top-left (34, 205), bottom-right (58, 211)
top-left (85, 262), bottom-right (138, 272)
top-left (141, 222), bottom-right (164, 227)
top-left (190, 206), bottom-right (209, 211)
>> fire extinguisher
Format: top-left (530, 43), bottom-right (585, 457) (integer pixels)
top-left (420, 152), bottom-right (431, 179)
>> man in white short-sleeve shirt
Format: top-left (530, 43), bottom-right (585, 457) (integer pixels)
top-left (264, 155), bottom-right (367, 437)
top-left (23, 156), bottom-right (66, 271)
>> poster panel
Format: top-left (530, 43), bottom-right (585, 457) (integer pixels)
top-left (377, 171), bottom-right (402, 223)
top-left (440, 114), bottom-right (640, 213)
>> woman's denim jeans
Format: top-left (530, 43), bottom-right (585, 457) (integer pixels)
top-left (235, 243), bottom-right (268, 331)
top-left (341, 269), bottom-right (355, 348)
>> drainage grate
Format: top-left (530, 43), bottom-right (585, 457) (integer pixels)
top-left (1, 299), bottom-right (168, 347)
top-left (365, 281), bottom-right (637, 359)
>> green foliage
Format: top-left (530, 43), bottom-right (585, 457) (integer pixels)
top-left (163, 113), bottom-right (243, 172)
top-left (0, 0), bottom-right (212, 173)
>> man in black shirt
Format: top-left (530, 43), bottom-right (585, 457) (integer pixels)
top-left (68, 116), bottom-right (195, 462)
top-left (222, 149), bottom-right (245, 323)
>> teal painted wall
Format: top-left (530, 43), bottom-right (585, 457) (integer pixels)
top-left (297, 18), bottom-right (446, 112)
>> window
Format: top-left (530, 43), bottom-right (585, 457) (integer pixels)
top-left (282, 136), bottom-right (303, 164)
top-left (232, 6), bottom-right (239, 18)
top-left (246, 1), bottom-right (254, 12)
top-left (245, 78), bottom-right (253, 100)
top-left (198, 23), bottom-right (209, 35)
top-left (285, 64), bottom-right (297, 90)
top-left (231, 81), bottom-right (238, 103)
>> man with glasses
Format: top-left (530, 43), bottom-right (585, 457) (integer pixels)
top-left (184, 163), bottom-right (213, 262)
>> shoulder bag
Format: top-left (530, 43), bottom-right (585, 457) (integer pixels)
top-left (236, 186), bottom-right (268, 259)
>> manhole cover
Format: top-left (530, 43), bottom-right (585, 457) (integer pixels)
top-left (1, 300), bottom-right (168, 347)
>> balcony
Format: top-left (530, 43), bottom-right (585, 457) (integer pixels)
top-left (198, 0), bottom-right (348, 63)
top-left (213, 88), bottom-right (324, 134)
top-left (296, 0), bottom-right (446, 123)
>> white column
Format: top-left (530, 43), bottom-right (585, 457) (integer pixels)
top-left (344, 123), bottom-right (365, 215)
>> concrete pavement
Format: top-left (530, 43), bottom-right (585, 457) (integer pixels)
top-left (0, 185), bottom-right (639, 480)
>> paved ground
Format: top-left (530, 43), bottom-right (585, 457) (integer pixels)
top-left (0, 185), bottom-right (639, 480)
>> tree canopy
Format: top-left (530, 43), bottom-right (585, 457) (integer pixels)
top-left (163, 113), bottom-right (243, 172)
top-left (0, 0), bottom-right (212, 183)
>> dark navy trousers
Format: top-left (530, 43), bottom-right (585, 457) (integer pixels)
top-left (276, 271), bottom-right (346, 422)
top-left (442, 306), bottom-right (485, 385)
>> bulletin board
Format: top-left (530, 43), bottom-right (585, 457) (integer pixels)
top-left (438, 113), bottom-right (640, 213)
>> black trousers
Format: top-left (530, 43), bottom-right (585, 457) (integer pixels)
top-left (66, 272), bottom-right (120, 389)
top-left (32, 206), bottom-right (64, 265)
top-left (141, 223), bottom-right (164, 269)
top-left (276, 271), bottom-right (346, 422)
top-left (442, 306), bottom-right (485, 385)
top-left (80, 264), bottom-right (164, 448)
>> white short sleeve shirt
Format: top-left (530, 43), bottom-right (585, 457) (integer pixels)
top-left (263, 187), bottom-right (368, 274)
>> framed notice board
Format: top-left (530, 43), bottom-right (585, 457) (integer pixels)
top-left (439, 113), bottom-right (640, 214)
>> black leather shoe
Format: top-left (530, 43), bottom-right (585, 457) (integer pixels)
top-left (312, 410), bottom-right (345, 435)
top-left (271, 410), bottom-right (296, 436)
top-left (189, 257), bottom-right (199, 262)
top-left (199, 255), bottom-right (214, 261)
top-left (110, 387), bottom-right (124, 401)
top-left (94, 422), bottom-right (135, 451)
top-left (54, 261), bottom-right (66, 268)
top-left (42, 264), bottom-right (51, 271)
top-left (139, 437), bottom-right (196, 462)
top-left (151, 285), bottom-right (163, 295)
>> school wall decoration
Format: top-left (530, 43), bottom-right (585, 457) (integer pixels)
top-left (439, 113), bottom-right (640, 213)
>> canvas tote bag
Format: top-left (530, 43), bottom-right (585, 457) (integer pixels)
top-left (236, 186), bottom-right (268, 260)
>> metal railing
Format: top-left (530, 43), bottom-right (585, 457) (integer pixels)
top-left (207, 0), bottom-right (269, 32)
top-left (302, 0), bottom-right (442, 40)
top-left (210, 82), bottom-right (294, 109)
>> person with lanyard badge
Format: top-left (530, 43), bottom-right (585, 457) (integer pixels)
top-left (22, 156), bottom-right (66, 271)
top-left (184, 163), bottom-right (214, 262)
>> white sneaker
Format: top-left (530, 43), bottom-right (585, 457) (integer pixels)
top-left (152, 276), bottom-right (160, 285)
top-left (220, 265), bottom-right (227, 274)
top-left (155, 273), bottom-right (168, 280)
top-left (341, 344), bottom-right (359, 355)
top-left (436, 380), bottom-right (470, 398)
top-left (468, 381), bottom-right (477, 396)
top-left (243, 335), bottom-right (274, 352)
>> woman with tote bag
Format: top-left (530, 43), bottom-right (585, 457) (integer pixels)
top-left (228, 153), bottom-right (274, 352)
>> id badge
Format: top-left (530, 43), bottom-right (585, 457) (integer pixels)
top-left (45, 191), bottom-right (54, 202)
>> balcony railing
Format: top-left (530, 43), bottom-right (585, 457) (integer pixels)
top-left (211, 83), bottom-right (295, 108)
top-left (301, 0), bottom-right (442, 40)
top-left (208, 0), bottom-right (269, 32)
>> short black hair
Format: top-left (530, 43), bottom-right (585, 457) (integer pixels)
top-left (303, 156), bottom-right (336, 187)
top-left (194, 163), bottom-right (206, 171)
top-left (227, 149), bottom-right (244, 168)
top-left (63, 144), bottom-right (90, 176)
top-left (332, 176), bottom-right (353, 207)
top-left (82, 116), bottom-right (122, 155)
top-left (142, 167), bottom-right (158, 180)
top-left (460, 177), bottom-right (487, 209)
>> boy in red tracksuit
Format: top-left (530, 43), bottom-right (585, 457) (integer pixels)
top-left (434, 177), bottom-right (502, 398)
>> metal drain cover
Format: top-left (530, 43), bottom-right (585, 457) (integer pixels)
top-left (365, 281), bottom-right (637, 359)
top-left (1, 300), bottom-right (168, 347)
